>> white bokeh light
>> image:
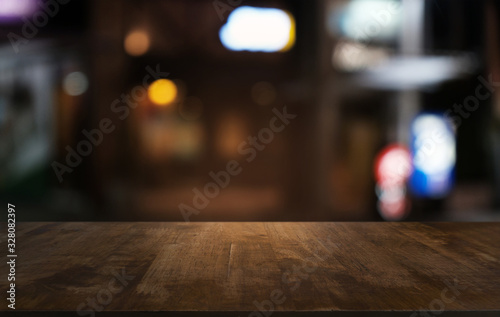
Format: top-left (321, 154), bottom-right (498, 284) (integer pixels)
top-left (412, 114), bottom-right (455, 175)
top-left (340, 0), bottom-right (401, 42)
top-left (219, 6), bottom-right (294, 52)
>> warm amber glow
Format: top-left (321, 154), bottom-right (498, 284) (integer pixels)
top-left (280, 11), bottom-right (296, 52)
top-left (148, 79), bottom-right (177, 106)
top-left (216, 114), bottom-right (247, 158)
top-left (124, 30), bottom-right (150, 56)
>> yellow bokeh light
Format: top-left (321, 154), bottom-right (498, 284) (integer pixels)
top-left (148, 79), bottom-right (178, 106)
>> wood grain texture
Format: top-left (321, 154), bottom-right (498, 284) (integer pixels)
top-left (1, 222), bottom-right (500, 313)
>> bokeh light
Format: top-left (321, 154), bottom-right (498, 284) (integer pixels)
top-left (412, 114), bottom-right (455, 175)
top-left (124, 30), bottom-right (150, 56)
top-left (216, 114), bottom-right (247, 158)
top-left (219, 6), bottom-right (295, 52)
top-left (148, 79), bottom-right (177, 106)
top-left (63, 71), bottom-right (88, 96)
top-left (374, 144), bottom-right (412, 221)
top-left (410, 113), bottom-right (456, 198)
top-left (334, 0), bottom-right (401, 43)
top-left (332, 40), bottom-right (389, 72)
top-left (0, 0), bottom-right (37, 20)
top-left (374, 144), bottom-right (412, 188)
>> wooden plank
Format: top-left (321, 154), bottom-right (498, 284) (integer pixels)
top-left (0, 222), bottom-right (499, 314)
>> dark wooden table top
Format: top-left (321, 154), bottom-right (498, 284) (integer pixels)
top-left (2, 222), bottom-right (500, 316)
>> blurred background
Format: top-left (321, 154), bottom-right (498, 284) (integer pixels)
top-left (1, 0), bottom-right (499, 221)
